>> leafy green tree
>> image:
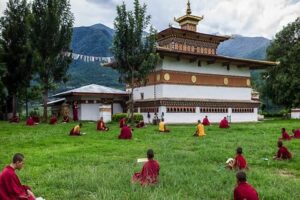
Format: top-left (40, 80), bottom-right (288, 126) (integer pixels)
top-left (111, 0), bottom-right (159, 123)
top-left (265, 17), bottom-right (300, 108)
top-left (0, 0), bottom-right (32, 117)
top-left (31, 0), bottom-right (74, 121)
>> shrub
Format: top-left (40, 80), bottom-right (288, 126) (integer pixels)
top-left (112, 113), bottom-right (143, 122)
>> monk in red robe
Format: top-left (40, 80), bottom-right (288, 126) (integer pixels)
top-left (97, 117), bottom-right (109, 131)
top-left (26, 116), bottom-right (34, 126)
top-left (49, 115), bottom-right (57, 125)
top-left (32, 116), bottom-right (39, 124)
top-left (228, 147), bottom-right (248, 170)
top-left (119, 117), bottom-right (126, 128)
top-left (219, 117), bottom-right (230, 128)
top-left (70, 123), bottom-right (82, 136)
top-left (234, 171), bottom-right (259, 200)
top-left (279, 128), bottom-right (291, 140)
top-left (0, 153), bottom-right (36, 200)
top-left (118, 124), bottom-right (132, 139)
top-left (136, 120), bottom-right (145, 128)
top-left (202, 116), bottom-right (210, 126)
top-left (72, 101), bottom-right (78, 121)
top-left (62, 115), bottom-right (70, 123)
top-left (9, 115), bottom-right (20, 123)
top-left (132, 149), bottom-right (160, 186)
top-left (273, 141), bottom-right (292, 160)
top-left (292, 129), bottom-right (300, 138)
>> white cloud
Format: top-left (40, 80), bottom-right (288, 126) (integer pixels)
top-left (1, 0), bottom-right (300, 38)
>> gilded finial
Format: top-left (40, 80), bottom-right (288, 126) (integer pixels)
top-left (186, 0), bottom-right (192, 15)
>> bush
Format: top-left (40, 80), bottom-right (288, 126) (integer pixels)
top-left (112, 113), bottom-right (143, 122)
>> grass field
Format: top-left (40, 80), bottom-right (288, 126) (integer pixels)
top-left (0, 119), bottom-right (299, 200)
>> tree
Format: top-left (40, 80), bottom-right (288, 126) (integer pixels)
top-left (0, 0), bottom-right (32, 117)
top-left (265, 17), bottom-right (300, 108)
top-left (111, 0), bottom-right (159, 124)
top-left (31, 0), bottom-right (74, 121)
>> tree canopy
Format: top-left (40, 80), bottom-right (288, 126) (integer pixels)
top-left (265, 17), bottom-right (300, 108)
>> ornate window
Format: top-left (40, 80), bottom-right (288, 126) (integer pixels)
top-left (232, 108), bottom-right (254, 113)
top-left (200, 107), bottom-right (228, 113)
top-left (166, 107), bottom-right (196, 113)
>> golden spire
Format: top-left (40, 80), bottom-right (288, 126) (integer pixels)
top-left (186, 0), bottom-right (192, 15)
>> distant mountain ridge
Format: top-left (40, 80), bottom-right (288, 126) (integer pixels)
top-left (64, 23), bottom-right (271, 90)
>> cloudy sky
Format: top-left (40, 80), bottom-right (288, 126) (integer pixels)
top-left (1, 0), bottom-right (300, 39)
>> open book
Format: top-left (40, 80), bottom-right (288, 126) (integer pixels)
top-left (137, 158), bottom-right (148, 163)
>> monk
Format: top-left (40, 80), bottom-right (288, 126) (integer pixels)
top-left (202, 116), bottom-right (210, 126)
top-left (72, 101), bottom-right (78, 121)
top-left (26, 116), bottom-right (34, 126)
top-left (119, 117), bottom-right (126, 128)
top-left (279, 128), bottom-right (291, 140)
top-left (219, 117), bottom-right (230, 128)
top-left (118, 124), bottom-right (132, 139)
top-left (291, 129), bottom-right (300, 138)
top-left (69, 123), bottom-right (83, 136)
top-left (193, 120), bottom-right (206, 137)
top-left (227, 147), bottom-right (248, 170)
top-left (62, 115), bottom-right (70, 123)
top-left (97, 117), bottom-right (109, 131)
top-left (9, 115), bottom-right (20, 123)
top-left (159, 119), bottom-right (170, 132)
top-left (32, 116), bottom-right (40, 124)
top-left (132, 149), bottom-right (160, 186)
top-left (49, 115), bottom-right (57, 125)
top-left (0, 153), bottom-right (36, 200)
top-left (233, 171), bottom-right (259, 200)
top-left (273, 141), bottom-right (292, 160)
top-left (136, 120), bottom-right (145, 128)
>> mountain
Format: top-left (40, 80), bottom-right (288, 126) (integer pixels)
top-left (63, 23), bottom-right (271, 91)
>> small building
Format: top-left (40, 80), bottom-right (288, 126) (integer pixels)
top-left (291, 108), bottom-right (300, 119)
top-left (51, 84), bottom-right (128, 122)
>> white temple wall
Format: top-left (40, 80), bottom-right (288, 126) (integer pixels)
top-left (113, 103), bottom-right (123, 114)
top-left (80, 103), bottom-right (101, 121)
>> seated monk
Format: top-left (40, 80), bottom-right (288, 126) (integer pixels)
top-left (0, 153), bottom-right (36, 200)
top-left (202, 116), bottom-right (210, 126)
top-left (32, 116), bottom-right (40, 124)
top-left (49, 115), bottom-right (57, 125)
top-left (292, 129), bottom-right (300, 138)
top-left (227, 147), bottom-right (248, 170)
top-left (70, 123), bottom-right (83, 136)
top-left (136, 120), bottom-right (145, 128)
top-left (279, 128), bottom-right (291, 140)
top-left (234, 171), bottom-right (259, 200)
top-left (193, 120), bottom-right (206, 137)
top-left (273, 140), bottom-right (292, 160)
top-left (62, 115), bottom-right (70, 123)
top-left (159, 119), bottom-right (170, 132)
top-left (26, 116), bottom-right (34, 126)
top-left (118, 124), bottom-right (132, 139)
top-left (9, 115), bottom-right (20, 123)
top-left (219, 117), bottom-right (230, 128)
top-left (97, 117), bottom-right (109, 131)
top-left (119, 117), bottom-right (126, 128)
top-left (132, 149), bottom-right (160, 186)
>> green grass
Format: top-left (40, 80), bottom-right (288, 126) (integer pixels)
top-left (0, 120), bottom-right (299, 200)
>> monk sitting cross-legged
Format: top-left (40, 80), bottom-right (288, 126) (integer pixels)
top-left (136, 120), bottom-right (145, 128)
top-left (279, 128), bottom-right (291, 141)
top-left (193, 120), bottom-right (206, 137)
top-left (49, 115), bottom-right (57, 125)
top-left (291, 129), bottom-right (300, 139)
top-left (273, 140), bottom-right (292, 160)
top-left (132, 149), bottom-right (160, 186)
top-left (26, 116), bottom-right (34, 126)
top-left (227, 147), bottom-right (248, 170)
top-left (62, 115), bottom-right (70, 123)
top-left (70, 123), bottom-right (83, 136)
top-left (233, 171), bottom-right (259, 200)
top-left (118, 124), bottom-right (132, 139)
top-left (219, 117), bottom-right (230, 128)
top-left (202, 115), bottom-right (210, 126)
top-left (159, 119), bottom-right (170, 133)
top-left (97, 117), bottom-right (109, 131)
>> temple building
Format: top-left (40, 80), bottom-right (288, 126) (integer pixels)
top-left (133, 0), bottom-right (277, 123)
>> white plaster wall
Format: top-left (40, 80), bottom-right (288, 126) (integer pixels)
top-left (133, 85), bottom-right (163, 100)
top-left (113, 103), bottom-right (123, 114)
top-left (80, 104), bottom-right (101, 121)
top-left (160, 57), bottom-right (250, 77)
top-left (291, 111), bottom-right (300, 119)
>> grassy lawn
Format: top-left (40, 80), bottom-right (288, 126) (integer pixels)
top-left (0, 119), bottom-right (299, 200)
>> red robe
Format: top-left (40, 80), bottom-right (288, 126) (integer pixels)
top-left (276, 146), bottom-right (292, 160)
top-left (202, 117), bottom-right (210, 126)
top-left (119, 118), bottom-right (126, 128)
top-left (69, 125), bottom-right (81, 136)
top-left (233, 154), bottom-right (247, 170)
top-left (72, 104), bottom-right (78, 121)
top-left (280, 131), bottom-right (291, 140)
top-left (132, 160), bottom-right (160, 186)
top-left (97, 120), bottom-right (108, 131)
top-left (118, 126), bottom-right (132, 139)
top-left (234, 182), bottom-right (259, 200)
top-left (62, 116), bottom-right (70, 123)
top-left (0, 166), bottom-right (35, 200)
top-left (49, 117), bottom-right (57, 125)
top-left (9, 116), bottom-right (20, 123)
top-left (136, 121), bottom-right (145, 128)
top-left (219, 118), bottom-right (229, 128)
top-left (26, 117), bottom-right (34, 126)
top-left (293, 129), bottom-right (300, 138)
top-left (32, 116), bottom-right (39, 124)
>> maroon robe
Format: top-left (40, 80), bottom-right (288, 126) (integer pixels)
top-left (280, 131), bottom-right (291, 140)
top-left (219, 118), bottom-right (230, 128)
top-left (0, 166), bottom-right (35, 200)
top-left (62, 116), bottom-right (70, 123)
top-left (118, 126), bottom-right (132, 139)
top-left (49, 116), bottom-right (57, 125)
top-left (233, 154), bottom-right (247, 170)
top-left (119, 118), bottom-right (126, 128)
top-left (32, 116), bottom-right (39, 124)
top-left (132, 159), bottom-right (160, 186)
top-left (202, 117), bottom-right (210, 126)
top-left (136, 121), bottom-right (145, 128)
top-left (9, 116), bottom-right (20, 123)
top-left (292, 129), bottom-right (300, 138)
top-left (276, 146), bottom-right (292, 160)
top-left (97, 120), bottom-right (108, 131)
top-left (26, 117), bottom-right (34, 126)
top-left (72, 103), bottom-right (78, 121)
top-left (234, 182), bottom-right (259, 200)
